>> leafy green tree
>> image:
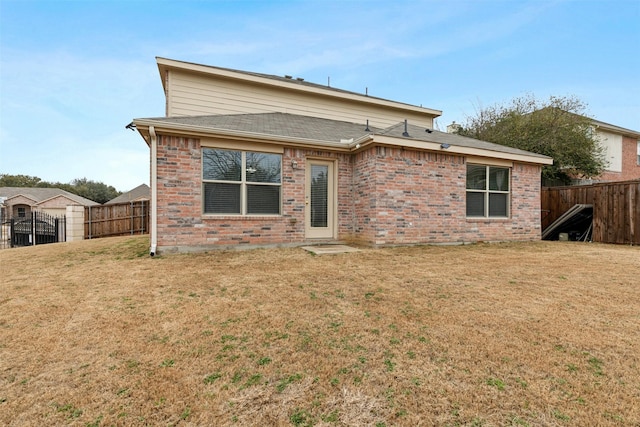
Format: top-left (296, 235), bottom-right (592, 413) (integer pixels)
top-left (69, 178), bottom-right (121, 204)
top-left (0, 174), bottom-right (46, 187)
top-left (456, 95), bottom-right (606, 185)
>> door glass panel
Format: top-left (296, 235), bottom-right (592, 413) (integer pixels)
top-left (310, 165), bottom-right (328, 228)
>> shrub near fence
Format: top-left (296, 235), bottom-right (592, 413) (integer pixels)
top-left (541, 180), bottom-right (640, 245)
top-left (85, 201), bottom-right (149, 239)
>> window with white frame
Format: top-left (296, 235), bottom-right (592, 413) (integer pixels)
top-left (202, 148), bottom-right (281, 215)
top-left (466, 164), bottom-right (510, 218)
top-left (637, 140), bottom-right (640, 165)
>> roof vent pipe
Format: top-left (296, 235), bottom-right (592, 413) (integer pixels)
top-left (365, 119), bottom-right (370, 132)
top-left (402, 119), bottom-right (409, 137)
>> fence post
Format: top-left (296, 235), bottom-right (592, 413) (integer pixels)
top-left (66, 205), bottom-right (85, 242)
top-left (10, 217), bottom-right (15, 248)
top-left (31, 211), bottom-right (36, 246)
top-left (88, 205), bottom-right (92, 239)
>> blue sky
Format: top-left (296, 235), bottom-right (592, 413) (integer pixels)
top-left (1, 0), bottom-right (638, 192)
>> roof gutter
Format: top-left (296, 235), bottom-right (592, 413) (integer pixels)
top-left (149, 126), bottom-right (158, 256)
top-left (372, 135), bottom-right (553, 165)
top-left (347, 134), bottom-right (375, 151)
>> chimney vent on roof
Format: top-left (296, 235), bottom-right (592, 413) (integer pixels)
top-left (296, 77), bottom-right (304, 81)
top-left (402, 119), bottom-right (409, 137)
top-left (284, 75), bottom-right (292, 79)
top-left (365, 119), bottom-right (370, 132)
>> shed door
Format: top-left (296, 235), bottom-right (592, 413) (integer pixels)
top-left (305, 160), bottom-right (335, 239)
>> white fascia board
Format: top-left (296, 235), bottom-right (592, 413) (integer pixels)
top-left (134, 118), bottom-right (552, 164)
top-left (372, 135), bottom-right (553, 165)
top-left (592, 121), bottom-right (640, 139)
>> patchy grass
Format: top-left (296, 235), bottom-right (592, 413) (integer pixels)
top-left (1, 236), bottom-right (639, 426)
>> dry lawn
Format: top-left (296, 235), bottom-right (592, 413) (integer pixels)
top-left (0, 237), bottom-right (639, 426)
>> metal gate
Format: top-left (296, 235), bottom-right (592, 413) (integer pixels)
top-left (8, 211), bottom-right (66, 248)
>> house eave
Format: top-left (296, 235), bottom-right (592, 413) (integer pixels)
top-left (133, 118), bottom-right (369, 152)
top-left (134, 119), bottom-right (553, 165)
top-left (372, 135), bottom-right (554, 166)
top-left (592, 121), bottom-right (640, 139)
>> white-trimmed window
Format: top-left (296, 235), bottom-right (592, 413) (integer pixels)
top-left (636, 140), bottom-right (640, 165)
top-left (466, 164), bottom-right (510, 218)
top-left (202, 148), bottom-right (281, 215)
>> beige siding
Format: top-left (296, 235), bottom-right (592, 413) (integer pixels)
top-left (166, 70), bottom-right (434, 129)
top-left (597, 130), bottom-right (623, 172)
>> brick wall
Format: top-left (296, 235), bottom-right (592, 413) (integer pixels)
top-left (155, 137), bottom-right (353, 251)
top-left (598, 136), bottom-right (640, 182)
top-left (350, 147), bottom-right (542, 245)
top-left (352, 149), bottom-right (377, 243)
top-left (155, 135), bottom-right (543, 252)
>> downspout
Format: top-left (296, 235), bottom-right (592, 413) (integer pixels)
top-left (149, 126), bottom-right (158, 256)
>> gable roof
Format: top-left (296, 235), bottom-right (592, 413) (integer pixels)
top-left (106, 184), bottom-right (150, 204)
top-left (134, 112), bottom-right (552, 165)
top-left (0, 187), bottom-right (100, 206)
top-left (590, 118), bottom-right (640, 138)
top-left (156, 57), bottom-right (442, 119)
top-left (136, 113), bottom-right (383, 144)
top-left (534, 107), bottom-right (640, 138)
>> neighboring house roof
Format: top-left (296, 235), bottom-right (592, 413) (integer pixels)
top-left (534, 107), bottom-right (640, 138)
top-left (106, 184), bottom-right (150, 204)
top-left (134, 112), bottom-right (552, 165)
top-left (0, 187), bottom-right (100, 206)
top-left (590, 118), bottom-right (640, 139)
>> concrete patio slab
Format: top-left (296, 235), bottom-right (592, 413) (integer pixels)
top-left (301, 245), bottom-right (361, 255)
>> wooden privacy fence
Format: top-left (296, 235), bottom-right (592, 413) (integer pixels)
top-left (85, 201), bottom-right (149, 239)
top-left (541, 180), bottom-right (640, 245)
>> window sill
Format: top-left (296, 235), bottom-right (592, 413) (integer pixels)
top-left (466, 217), bottom-right (511, 221)
top-left (202, 215), bottom-right (282, 220)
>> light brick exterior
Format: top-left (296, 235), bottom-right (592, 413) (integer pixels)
top-left (350, 146), bottom-right (541, 245)
top-left (154, 134), bottom-right (543, 252)
top-left (598, 136), bottom-right (640, 182)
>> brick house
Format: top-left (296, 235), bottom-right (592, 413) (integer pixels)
top-left (0, 187), bottom-right (99, 219)
top-left (132, 58), bottom-right (552, 254)
top-left (589, 119), bottom-right (640, 183)
top-left (105, 184), bottom-right (150, 205)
